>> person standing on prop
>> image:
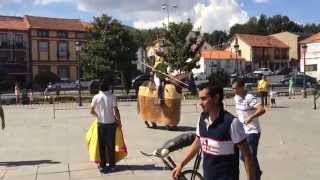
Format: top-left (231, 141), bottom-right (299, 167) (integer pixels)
top-left (90, 78), bottom-right (122, 173)
top-left (153, 57), bottom-right (169, 104)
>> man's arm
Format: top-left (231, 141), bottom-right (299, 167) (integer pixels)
top-left (0, 106), bottom-right (5, 130)
top-left (237, 141), bottom-right (255, 180)
top-left (90, 106), bottom-right (98, 118)
top-left (245, 103), bottom-right (265, 125)
top-left (171, 137), bottom-right (201, 179)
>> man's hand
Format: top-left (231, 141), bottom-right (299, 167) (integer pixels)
top-left (171, 163), bottom-right (183, 180)
top-left (244, 118), bottom-right (252, 125)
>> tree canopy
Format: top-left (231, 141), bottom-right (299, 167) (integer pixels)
top-left (82, 14), bottom-right (139, 90)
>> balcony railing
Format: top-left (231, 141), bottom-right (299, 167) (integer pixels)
top-left (0, 41), bottom-right (26, 49)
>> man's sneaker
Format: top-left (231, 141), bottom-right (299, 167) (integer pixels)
top-left (98, 166), bottom-right (108, 173)
top-left (109, 166), bottom-right (117, 172)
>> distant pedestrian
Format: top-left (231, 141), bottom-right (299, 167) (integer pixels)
top-left (269, 87), bottom-right (277, 108)
top-left (257, 75), bottom-right (269, 107)
top-left (14, 82), bottom-right (20, 104)
top-left (288, 77), bottom-right (295, 99)
top-left (28, 89), bottom-right (34, 104)
top-left (90, 78), bottom-right (122, 173)
top-left (0, 100), bottom-right (5, 130)
top-left (232, 79), bottom-right (266, 180)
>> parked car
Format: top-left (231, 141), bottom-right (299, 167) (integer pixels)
top-left (253, 68), bottom-right (273, 76)
top-left (280, 74), bottom-right (318, 87)
top-left (274, 67), bottom-right (292, 75)
top-left (50, 79), bottom-right (77, 91)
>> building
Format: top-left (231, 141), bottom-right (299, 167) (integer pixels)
top-left (271, 31), bottom-right (302, 70)
top-left (228, 34), bottom-right (290, 72)
top-left (0, 16), bottom-right (30, 86)
top-left (25, 15), bottom-right (87, 82)
top-left (192, 50), bottom-right (245, 78)
top-left (299, 32), bottom-right (320, 81)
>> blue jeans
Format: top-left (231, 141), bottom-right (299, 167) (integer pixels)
top-left (241, 133), bottom-right (262, 180)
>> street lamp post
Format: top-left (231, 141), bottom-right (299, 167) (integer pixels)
top-left (161, 2), bottom-right (177, 30)
top-left (234, 39), bottom-right (240, 74)
top-left (75, 41), bottom-right (82, 106)
top-left (302, 44), bottom-right (307, 98)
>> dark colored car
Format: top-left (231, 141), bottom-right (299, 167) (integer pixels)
top-left (280, 75), bottom-right (318, 87)
top-left (274, 67), bottom-right (292, 75)
top-left (131, 74), bottom-right (150, 95)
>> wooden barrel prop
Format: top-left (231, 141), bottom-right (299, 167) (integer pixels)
top-left (138, 84), bottom-right (182, 126)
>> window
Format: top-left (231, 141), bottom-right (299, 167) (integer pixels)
top-left (38, 30), bottom-right (49, 37)
top-left (305, 64), bottom-right (317, 72)
top-left (15, 33), bottom-right (24, 48)
top-left (39, 66), bottom-right (51, 74)
top-left (0, 33), bottom-right (8, 48)
top-left (57, 31), bottom-right (67, 38)
top-left (58, 41), bottom-right (68, 57)
top-left (275, 48), bottom-right (280, 59)
top-left (58, 66), bottom-right (70, 79)
top-left (281, 49), bottom-right (289, 59)
top-left (76, 32), bottom-right (85, 39)
top-left (39, 41), bottom-right (49, 52)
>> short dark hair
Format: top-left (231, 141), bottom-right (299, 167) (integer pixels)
top-left (231, 79), bottom-right (245, 87)
top-left (99, 80), bottom-right (110, 91)
top-left (198, 83), bottom-right (224, 106)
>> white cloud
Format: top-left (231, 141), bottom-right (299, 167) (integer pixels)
top-left (76, 0), bottom-right (249, 33)
top-left (253, 0), bottom-right (270, 3)
top-left (0, 0), bottom-right (249, 33)
top-left (33, 0), bottom-right (73, 5)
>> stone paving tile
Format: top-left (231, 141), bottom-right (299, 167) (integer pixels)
top-left (1, 166), bottom-right (37, 180)
top-left (37, 163), bottom-right (68, 174)
top-left (36, 172), bottom-right (70, 180)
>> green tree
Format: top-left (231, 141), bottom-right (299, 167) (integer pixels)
top-left (33, 72), bottom-right (59, 88)
top-left (165, 20), bottom-right (203, 72)
top-left (82, 14), bottom-right (139, 91)
top-left (208, 70), bottom-right (230, 88)
top-left (204, 30), bottom-right (229, 47)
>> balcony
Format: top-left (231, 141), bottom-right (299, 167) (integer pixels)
top-left (0, 41), bottom-right (26, 50)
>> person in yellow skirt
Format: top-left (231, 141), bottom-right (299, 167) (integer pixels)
top-left (90, 78), bottom-right (122, 173)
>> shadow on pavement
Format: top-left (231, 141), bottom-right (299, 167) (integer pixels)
top-left (0, 160), bottom-right (60, 167)
top-left (151, 126), bottom-right (196, 132)
top-left (270, 106), bottom-right (289, 109)
top-left (115, 164), bottom-right (167, 172)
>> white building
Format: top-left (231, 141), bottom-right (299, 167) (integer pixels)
top-left (192, 50), bottom-right (245, 79)
top-left (299, 32), bottom-right (320, 81)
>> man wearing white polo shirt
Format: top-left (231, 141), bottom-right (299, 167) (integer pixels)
top-left (232, 79), bottom-right (266, 180)
top-left (90, 78), bottom-right (122, 173)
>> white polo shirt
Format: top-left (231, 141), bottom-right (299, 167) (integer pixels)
top-left (234, 93), bottom-right (261, 134)
top-left (91, 91), bottom-right (117, 124)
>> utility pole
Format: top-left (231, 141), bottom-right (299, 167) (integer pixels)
top-left (161, 2), bottom-right (178, 30)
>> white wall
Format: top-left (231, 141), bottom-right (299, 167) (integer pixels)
top-left (300, 42), bottom-right (320, 80)
top-left (192, 57), bottom-right (245, 77)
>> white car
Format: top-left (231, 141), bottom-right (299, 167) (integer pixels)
top-left (253, 68), bottom-right (273, 76)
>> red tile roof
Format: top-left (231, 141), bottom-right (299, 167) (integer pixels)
top-left (0, 16), bottom-right (29, 31)
top-left (201, 50), bottom-right (243, 60)
top-left (24, 15), bottom-right (87, 31)
top-left (236, 34), bottom-right (289, 48)
top-left (299, 32), bottom-right (320, 44)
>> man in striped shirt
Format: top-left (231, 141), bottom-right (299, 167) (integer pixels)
top-left (232, 79), bottom-right (266, 180)
top-left (172, 84), bottom-right (254, 180)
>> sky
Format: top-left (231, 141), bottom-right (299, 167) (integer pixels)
top-left (0, 0), bottom-right (319, 33)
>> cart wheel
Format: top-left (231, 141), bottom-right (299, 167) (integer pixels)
top-left (179, 170), bottom-right (203, 180)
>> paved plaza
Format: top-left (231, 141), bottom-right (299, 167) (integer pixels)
top-left (0, 96), bottom-right (319, 180)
